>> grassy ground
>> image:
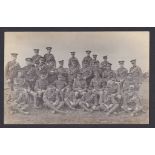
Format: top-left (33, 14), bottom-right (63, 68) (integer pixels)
top-left (4, 80), bottom-right (149, 124)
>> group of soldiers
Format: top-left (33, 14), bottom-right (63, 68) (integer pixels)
top-left (5, 47), bottom-right (143, 116)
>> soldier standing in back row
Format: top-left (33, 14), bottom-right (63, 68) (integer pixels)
top-left (80, 62), bottom-right (93, 87)
top-left (82, 50), bottom-right (93, 67)
top-left (91, 54), bottom-right (101, 76)
top-left (68, 52), bottom-right (80, 68)
top-left (36, 57), bottom-right (48, 77)
top-left (22, 58), bottom-right (37, 90)
top-left (100, 56), bottom-right (110, 71)
top-left (116, 61), bottom-right (128, 89)
top-left (129, 59), bottom-right (143, 91)
top-left (116, 61), bottom-right (128, 81)
top-left (56, 60), bottom-right (68, 83)
top-left (44, 47), bottom-right (56, 67)
top-left (68, 52), bottom-right (80, 85)
top-left (5, 53), bottom-right (21, 91)
top-left (91, 54), bottom-right (100, 67)
top-left (32, 49), bottom-right (42, 66)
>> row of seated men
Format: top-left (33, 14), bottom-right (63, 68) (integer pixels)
top-left (5, 47), bottom-right (143, 115)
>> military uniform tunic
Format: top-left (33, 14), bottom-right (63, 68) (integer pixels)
top-left (73, 78), bottom-right (87, 90)
top-left (36, 63), bottom-right (48, 77)
top-left (123, 79), bottom-right (137, 92)
top-left (129, 66), bottom-right (142, 84)
top-left (32, 55), bottom-right (42, 65)
top-left (91, 59), bottom-right (100, 67)
top-left (68, 66), bottom-right (80, 84)
top-left (68, 57), bottom-right (80, 68)
top-left (5, 60), bottom-right (20, 90)
top-left (100, 61), bottom-right (110, 70)
top-left (106, 80), bottom-right (119, 95)
top-left (116, 67), bottom-right (128, 81)
top-left (43, 87), bottom-right (57, 103)
top-left (82, 56), bottom-right (93, 67)
top-left (47, 64), bottom-right (57, 84)
top-left (44, 53), bottom-right (56, 67)
top-left (56, 67), bottom-right (68, 82)
top-left (22, 64), bottom-right (37, 90)
top-left (34, 78), bottom-right (49, 91)
top-left (12, 77), bottom-right (29, 105)
top-left (89, 77), bottom-right (106, 90)
top-left (53, 80), bottom-right (67, 90)
top-left (102, 70), bottom-right (116, 82)
top-left (80, 67), bottom-right (93, 86)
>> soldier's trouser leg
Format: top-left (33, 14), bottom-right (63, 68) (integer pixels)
top-left (93, 92), bottom-right (99, 105)
top-left (64, 98), bottom-right (76, 110)
top-left (106, 94), bottom-right (121, 115)
top-left (56, 101), bottom-right (64, 110)
top-left (60, 90), bottom-right (65, 101)
top-left (122, 93), bottom-right (129, 111)
top-left (107, 103), bottom-right (120, 115)
top-left (79, 101), bottom-right (92, 112)
top-left (98, 91), bottom-right (104, 105)
top-left (8, 78), bottom-right (14, 91)
top-left (133, 96), bottom-right (142, 113)
top-left (32, 92), bottom-right (39, 107)
top-left (48, 102), bottom-right (66, 114)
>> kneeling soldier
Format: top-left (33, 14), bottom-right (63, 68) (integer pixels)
top-left (43, 85), bottom-right (65, 114)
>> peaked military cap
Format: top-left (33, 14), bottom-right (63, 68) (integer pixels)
top-left (46, 47), bottom-right (52, 50)
top-left (107, 62), bottom-right (112, 66)
top-left (70, 52), bottom-right (75, 55)
top-left (93, 54), bottom-right (97, 57)
top-left (129, 85), bottom-right (135, 89)
top-left (118, 61), bottom-right (125, 64)
top-left (86, 50), bottom-right (91, 54)
top-left (58, 74), bottom-right (63, 78)
top-left (59, 60), bottom-right (64, 64)
top-left (25, 58), bottom-right (32, 62)
top-left (11, 53), bottom-right (18, 57)
top-left (103, 56), bottom-right (107, 59)
top-left (34, 49), bottom-right (39, 53)
top-left (130, 59), bottom-right (136, 63)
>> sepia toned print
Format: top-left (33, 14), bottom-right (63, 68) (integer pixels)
top-left (4, 32), bottom-right (149, 124)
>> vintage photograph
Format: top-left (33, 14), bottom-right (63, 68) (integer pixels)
top-left (4, 31), bottom-right (149, 124)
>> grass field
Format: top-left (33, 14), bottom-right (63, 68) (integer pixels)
top-left (4, 80), bottom-right (149, 124)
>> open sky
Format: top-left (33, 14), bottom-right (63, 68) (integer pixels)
top-left (4, 31), bottom-right (149, 72)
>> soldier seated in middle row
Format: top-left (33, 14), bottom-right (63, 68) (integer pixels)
top-left (52, 74), bottom-right (68, 103)
top-left (89, 71), bottom-right (106, 106)
top-left (72, 72), bottom-right (88, 108)
top-left (9, 70), bottom-right (30, 114)
top-left (32, 73), bottom-right (49, 108)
